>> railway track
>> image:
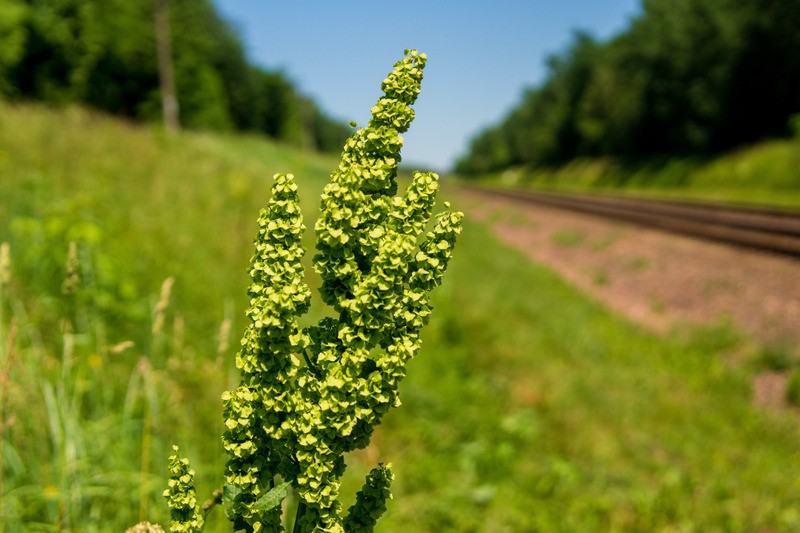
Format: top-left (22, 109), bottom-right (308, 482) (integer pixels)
top-left (461, 185), bottom-right (800, 257)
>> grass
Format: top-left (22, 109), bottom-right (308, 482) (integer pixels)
top-left (0, 101), bottom-right (335, 530)
top-left (550, 229), bottom-right (585, 248)
top-left (0, 102), bottom-right (336, 347)
top-left (476, 138), bottom-right (800, 209)
top-left (367, 220), bottom-right (800, 531)
top-left (2, 102), bottom-right (800, 531)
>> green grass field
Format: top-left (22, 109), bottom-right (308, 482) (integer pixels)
top-left (2, 102), bottom-right (800, 531)
top-left (479, 140), bottom-right (800, 209)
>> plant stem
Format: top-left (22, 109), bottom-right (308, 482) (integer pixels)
top-left (0, 318), bottom-right (17, 533)
top-left (202, 488), bottom-right (223, 519)
top-left (292, 498), bottom-right (307, 533)
top-left (139, 359), bottom-right (153, 522)
top-left (140, 402), bottom-right (152, 522)
top-left (302, 348), bottom-right (322, 380)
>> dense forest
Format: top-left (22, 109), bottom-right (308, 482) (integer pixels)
top-left (0, 0), bottom-right (350, 152)
top-left (456, 0), bottom-right (800, 175)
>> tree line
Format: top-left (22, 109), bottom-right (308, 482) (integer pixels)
top-left (456, 0), bottom-right (800, 175)
top-left (0, 0), bottom-right (350, 152)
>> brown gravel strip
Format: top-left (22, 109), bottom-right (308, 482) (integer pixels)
top-left (458, 187), bottom-right (800, 349)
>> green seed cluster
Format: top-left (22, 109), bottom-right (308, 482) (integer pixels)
top-left (342, 464), bottom-right (394, 533)
top-left (221, 49), bottom-right (463, 532)
top-left (222, 172), bottom-right (310, 530)
top-left (163, 446), bottom-right (205, 532)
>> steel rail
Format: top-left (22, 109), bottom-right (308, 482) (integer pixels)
top-left (460, 185), bottom-right (800, 257)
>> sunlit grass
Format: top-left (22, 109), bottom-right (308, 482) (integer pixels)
top-left (0, 102), bottom-right (336, 346)
top-left (374, 220), bottom-right (800, 531)
top-left (483, 139), bottom-right (800, 208)
top-left (0, 102), bottom-right (335, 530)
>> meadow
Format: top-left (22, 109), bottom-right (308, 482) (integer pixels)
top-left (2, 102), bottom-right (800, 531)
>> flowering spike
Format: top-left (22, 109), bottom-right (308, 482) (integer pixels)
top-left (163, 446), bottom-right (204, 533)
top-left (343, 463), bottom-right (394, 533)
top-left (218, 50), bottom-right (463, 532)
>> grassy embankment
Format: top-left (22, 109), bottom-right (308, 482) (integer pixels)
top-left (477, 140), bottom-right (800, 209)
top-left (1, 102), bottom-right (799, 531)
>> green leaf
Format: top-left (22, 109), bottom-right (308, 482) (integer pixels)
top-left (222, 483), bottom-right (243, 504)
top-left (251, 481), bottom-right (291, 511)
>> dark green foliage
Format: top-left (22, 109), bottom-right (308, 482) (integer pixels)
top-left (786, 370), bottom-right (800, 407)
top-left (457, 0), bottom-right (800, 174)
top-left (0, 0), bottom-right (28, 95)
top-left (2, 0), bottom-right (348, 152)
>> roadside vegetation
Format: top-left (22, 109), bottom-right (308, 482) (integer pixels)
top-left (2, 101), bottom-right (800, 531)
top-left (468, 135), bottom-right (800, 209)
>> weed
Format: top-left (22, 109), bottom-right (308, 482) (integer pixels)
top-left (681, 318), bottom-right (745, 356)
top-left (0, 318), bottom-right (16, 532)
top-left (590, 267), bottom-right (609, 286)
top-left (163, 50), bottom-right (463, 532)
top-left (648, 296), bottom-right (666, 315)
top-left (785, 370), bottom-right (800, 407)
top-left (624, 256), bottom-right (651, 272)
top-left (753, 343), bottom-right (798, 373)
top-left (551, 229), bottom-right (585, 248)
top-left (589, 230), bottom-right (621, 251)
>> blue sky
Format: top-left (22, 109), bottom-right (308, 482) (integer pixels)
top-left (212, 1), bottom-right (642, 171)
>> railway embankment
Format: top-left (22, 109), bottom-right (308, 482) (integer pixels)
top-left (459, 186), bottom-right (800, 349)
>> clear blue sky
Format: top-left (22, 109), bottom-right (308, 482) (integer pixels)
top-left (212, 1), bottom-right (642, 172)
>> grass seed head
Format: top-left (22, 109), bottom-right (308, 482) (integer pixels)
top-left (152, 276), bottom-right (175, 336)
top-left (61, 241), bottom-right (80, 295)
top-left (0, 242), bottom-right (11, 287)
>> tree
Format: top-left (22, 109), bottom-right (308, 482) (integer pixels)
top-left (0, 0), bottom-right (28, 96)
top-left (2, 0), bottom-right (349, 151)
top-left (154, 0), bottom-right (179, 131)
top-left (457, 0), bottom-right (800, 175)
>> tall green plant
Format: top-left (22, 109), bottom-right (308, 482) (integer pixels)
top-left (164, 50), bottom-right (462, 532)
